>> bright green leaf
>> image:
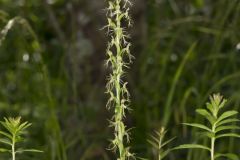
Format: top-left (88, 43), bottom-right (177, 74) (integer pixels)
top-left (196, 109), bottom-right (215, 124)
top-left (174, 144), bottom-right (211, 151)
top-left (216, 111), bottom-right (238, 124)
top-left (215, 153), bottom-right (239, 160)
top-left (216, 133), bottom-right (240, 139)
top-left (216, 118), bottom-right (240, 127)
top-left (183, 123), bottom-right (211, 132)
top-left (216, 125), bottom-right (240, 133)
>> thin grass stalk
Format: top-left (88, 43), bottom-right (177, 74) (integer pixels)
top-left (0, 18), bottom-right (15, 46)
top-left (105, 0), bottom-right (134, 159)
top-left (0, 17), bottom-right (67, 160)
top-left (162, 42), bottom-right (197, 126)
top-left (22, 18), bottom-right (67, 160)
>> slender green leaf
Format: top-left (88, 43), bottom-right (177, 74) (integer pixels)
top-left (216, 118), bottom-right (240, 127)
top-left (216, 111), bottom-right (238, 124)
top-left (149, 134), bottom-right (159, 143)
top-left (0, 148), bottom-right (10, 152)
top-left (206, 103), bottom-right (214, 115)
top-left (0, 131), bottom-right (12, 139)
top-left (216, 133), bottom-right (240, 139)
top-left (218, 99), bottom-right (227, 109)
top-left (162, 42), bottom-right (197, 125)
top-left (161, 137), bottom-right (176, 148)
top-left (196, 109), bottom-right (215, 124)
top-left (161, 149), bottom-right (171, 159)
top-left (174, 144), bottom-right (211, 151)
top-left (183, 123), bottom-right (211, 132)
top-left (147, 139), bottom-right (158, 149)
top-left (215, 153), bottom-right (239, 160)
top-left (16, 149), bottom-right (43, 154)
top-left (216, 125), bottom-right (240, 133)
top-left (0, 138), bottom-right (11, 146)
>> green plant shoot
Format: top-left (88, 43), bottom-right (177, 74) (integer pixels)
top-left (148, 127), bottom-right (175, 160)
top-left (0, 117), bottom-right (42, 160)
top-left (175, 93), bottom-right (240, 160)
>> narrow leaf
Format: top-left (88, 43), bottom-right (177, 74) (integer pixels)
top-left (149, 135), bottom-right (159, 143)
top-left (0, 131), bottom-right (12, 139)
top-left (0, 148), bottom-right (10, 152)
top-left (147, 139), bottom-right (158, 149)
top-left (216, 125), bottom-right (240, 133)
top-left (16, 149), bottom-right (43, 154)
top-left (183, 123), bottom-right (211, 132)
top-left (161, 137), bottom-right (176, 148)
top-left (216, 118), bottom-right (240, 127)
top-left (0, 138), bottom-right (11, 146)
top-left (173, 144), bottom-right (211, 151)
top-left (161, 149), bottom-right (171, 159)
top-left (196, 109), bottom-right (215, 124)
top-left (206, 103), bottom-right (214, 115)
top-left (216, 111), bottom-right (238, 124)
top-left (215, 153), bottom-right (239, 160)
top-left (216, 133), bottom-right (240, 139)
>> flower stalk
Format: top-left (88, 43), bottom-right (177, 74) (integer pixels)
top-left (105, 0), bottom-right (133, 159)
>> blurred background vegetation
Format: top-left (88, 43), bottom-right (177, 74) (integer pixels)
top-left (0, 0), bottom-right (240, 159)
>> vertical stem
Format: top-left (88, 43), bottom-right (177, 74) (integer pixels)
top-left (211, 124), bottom-right (216, 160)
top-left (211, 137), bottom-right (215, 160)
top-left (12, 135), bottom-right (15, 160)
top-left (158, 136), bottom-right (162, 160)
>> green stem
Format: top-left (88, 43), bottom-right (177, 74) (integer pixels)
top-left (211, 137), bottom-right (215, 160)
top-left (12, 135), bottom-right (15, 160)
top-left (158, 136), bottom-right (162, 160)
top-left (211, 124), bottom-right (216, 160)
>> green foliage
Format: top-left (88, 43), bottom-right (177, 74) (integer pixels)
top-left (162, 42), bottom-right (197, 126)
top-left (0, 15), bottom-right (67, 160)
top-left (1, 1), bottom-right (240, 160)
top-left (0, 117), bottom-right (42, 160)
top-left (175, 94), bottom-right (240, 160)
top-left (148, 127), bottom-right (175, 160)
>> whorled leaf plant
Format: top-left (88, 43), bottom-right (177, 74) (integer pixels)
top-left (148, 127), bottom-right (175, 160)
top-left (0, 117), bottom-right (42, 160)
top-left (175, 93), bottom-right (240, 160)
top-left (105, 0), bottom-right (134, 159)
